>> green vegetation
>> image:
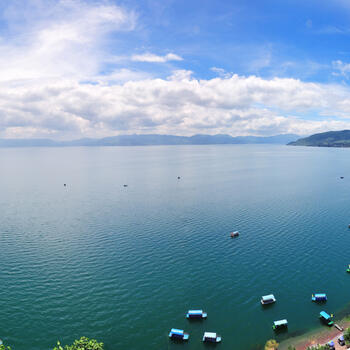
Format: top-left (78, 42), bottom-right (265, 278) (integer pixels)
top-left (265, 339), bottom-right (279, 350)
top-left (306, 345), bottom-right (331, 350)
top-left (289, 130), bottom-right (350, 147)
top-left (53, 337), bottom-right (104, 350)
top-left (287, 346), bottom-right (296, 350)
top-left (343, 326), bottom-right (350, 346)
top-left (0, 344), bottom-right (11, 350)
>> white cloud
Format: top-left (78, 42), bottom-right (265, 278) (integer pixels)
top-left (2, 74), bottom-right (350, 139)
top-left (332, 60), bottom-right (350, 78)
top-left (131, 52), bottom-right (183, 63)
top-left (211, 67), bottom-right (232, 78)
top-left (0, 0), bottom-right (136, 82)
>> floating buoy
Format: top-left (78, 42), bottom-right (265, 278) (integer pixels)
top-left (230, 231), bottom-right (239, 238)
top-left (177, 176), bottom-right (181, 179)
top-left (123, 184), bottom-right (128, 187)
top-left (340, 176), bottom-right (344, 179)
top-left (64, 184), bottom-right (66, 187)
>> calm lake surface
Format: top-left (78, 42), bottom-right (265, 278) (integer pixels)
top-left (1, 144), bottom-right (350, 350)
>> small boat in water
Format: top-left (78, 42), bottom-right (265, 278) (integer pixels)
top-left (261, 294), bottom-right (276, 305)
top-left (230, 231), bottom-right (239, 238)
top-left (347, 265), bottom-right (350, 273)
top-left (272, 319), bottom-right (288, 330)
top-left (169, 328), bottom-right (189, 341)
top-left (202, 332), bottom-right (221, 343)
top-left (312, 293), bottom-right (327, 302)
top-left (186, 310), bottom-right (207, 319)
top-left (319, 311), bottom-right (334, 326)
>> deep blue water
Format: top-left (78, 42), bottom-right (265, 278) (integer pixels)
top-left (1, 145), bottom-right (350, 350)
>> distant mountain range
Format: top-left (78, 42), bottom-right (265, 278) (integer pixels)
top-left (0, 134), bottom-right (300, 147)
top-left (288, 130), bottom-right (350, 147)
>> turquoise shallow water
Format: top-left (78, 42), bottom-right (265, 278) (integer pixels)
top-left (1, 145), bottom-right (350, 350)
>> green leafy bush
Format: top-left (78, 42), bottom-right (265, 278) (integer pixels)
top-left (306, 344), bottom-right (331, 350)
top-left (53, 337), bottom-right (104, 350)
top-left (265, 339), bottom-right (279, 350)
top-left (0, 344), bottom-right (11, 350)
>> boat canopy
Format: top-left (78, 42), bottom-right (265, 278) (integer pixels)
top-left (262, 294), bottom-right (275, 301)
top-left (188, 310), bottom-right (203, 315)
top-left (320, 311), bottom-right (331, 319)
top-left (274, 319), bottom-right (288, 326)
top-left (339, 335), bottom-right (345, 341)
top-left (328, 341), bottom-right (335, 346)
top-left (315, 293), bottom-right (326, 298)
top-left (170, 329), bottom-right (184, 336)
top-left (204, 332), bottom-right (217, 339)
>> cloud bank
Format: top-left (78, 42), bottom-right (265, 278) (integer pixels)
top-left (3, 73), bottom-right (350, 139)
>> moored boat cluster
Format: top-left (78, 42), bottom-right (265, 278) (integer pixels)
top-left (169, 310), bottom-right (221, 343)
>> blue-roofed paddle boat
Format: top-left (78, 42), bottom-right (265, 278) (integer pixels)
top-left (202, 332), bottom-right (221, 343)
top-left (230, 231), bottom-right (239, 238)
top-left (261, 294), bottom-right (276, 305)
top-left (169, 328), bottom-right (189, 341)
top-left (347, 265), bottom-right (350, 273)
top-left (186, 310), bottom-right (207, 319)
top-left (328, 340), bottom-right (335, 349)
top-left (312, 293), bottom-right (327, 302)
top-left (338, 335), bottom-right (345, 346)
top-left (272, 319), bottom-right (288, 330)
top-left (319, 311), bottom-right (334, 326)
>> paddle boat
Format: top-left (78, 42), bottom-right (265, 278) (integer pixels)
top-left (186, 310), bottom-right (207, 319)
top-left (319, 311), bottom-right (334, 326)
top-left (202, 332), bottom-right (221, 343)
top-left (312, 293), bottom-right (327, 302)
top-left (272, 319), bottom-right (288, 330)
top-left (169, 328), bottom-right (189, 341)
top-left (328, 340), bottom-right (335, 349)
top-left (230, 231), bottom-right (239, 238)
top-left (261, 294), bottom-right (276, 305)
top-left (347, 265), bottom-right (350, 273)
top-left (338, 335), bottom-right (345, 346)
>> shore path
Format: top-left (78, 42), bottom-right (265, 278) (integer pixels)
top-left (294, 323), bottom-right (348, 350)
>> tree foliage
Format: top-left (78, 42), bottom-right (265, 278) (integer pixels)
top-left (265, 339), bottom-right (279, 350)
top-left (0, 344), bottom-right (11, 350)
top-left (344, 326), bottom-right (350, 342)
top-left (306, 345), bottom-right (331, 350)
top-left (53, 337), bottom-right (104, 350)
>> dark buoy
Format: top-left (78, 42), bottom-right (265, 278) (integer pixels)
top-left (123, 184), bottom-right (128, 187)
top-left (341, 176), bottom-right (344, 179)
top-left (64, 184), bottom-right (67, 187)
top-left (177, 176), bottom-right (181, 179)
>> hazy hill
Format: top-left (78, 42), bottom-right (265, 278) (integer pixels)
top-left (0, 133), bottom-right (300, 147)
top-left (288, 130), bottom-right (350, 147)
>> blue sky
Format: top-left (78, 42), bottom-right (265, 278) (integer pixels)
top-left (102, 0), bottom-right (350, 82)
top-left (2, 0), bottom-right (350, 139)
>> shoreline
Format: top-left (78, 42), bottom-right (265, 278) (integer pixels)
top-left (278, 316), bottom-right (350, 350)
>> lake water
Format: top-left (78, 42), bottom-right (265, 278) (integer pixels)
top-left (1, 145), bottom-right (350, 350)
